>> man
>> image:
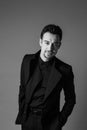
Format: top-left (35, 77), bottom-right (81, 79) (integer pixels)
top-left (15, 24), bottom-right (76, 130)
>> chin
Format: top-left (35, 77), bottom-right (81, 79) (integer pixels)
top-left (46, 55), bottom-right (53, 59)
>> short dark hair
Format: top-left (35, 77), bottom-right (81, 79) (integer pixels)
top-left (40, 24), bottom-right (62, 41)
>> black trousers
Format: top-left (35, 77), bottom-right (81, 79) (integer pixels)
top-left (21, 112), bottom-right (43, 130)
top-left (21, 113), bottom-right (62, 130)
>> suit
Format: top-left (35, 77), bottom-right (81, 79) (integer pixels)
top-left (15, 50), bottom-right (76, 130)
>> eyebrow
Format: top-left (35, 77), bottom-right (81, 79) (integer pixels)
top-left (44, 40), bottom-right (58, 44)
top-left (44, 40), bottom-right (49, 42)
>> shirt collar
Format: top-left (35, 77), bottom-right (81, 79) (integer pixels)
top-left (39, 56), bottom-right (54, 68)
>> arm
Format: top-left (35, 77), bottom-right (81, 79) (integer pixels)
top-left (59, 67), bottom-right (76, 127)
top-left (15, 55), bottom-right (27, 125)
top-left (18, 55), bottom-right (27, 115)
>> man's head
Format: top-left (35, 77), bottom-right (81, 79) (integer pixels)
top-left (39, 24), bottom-right (62, 61)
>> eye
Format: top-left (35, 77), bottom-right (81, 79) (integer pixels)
top-left (54, 42), bottom-right (60, 47)
top-left (44, 41), bottom-right (49, 45)
top-left (53, 42), bottom-right (58, 47)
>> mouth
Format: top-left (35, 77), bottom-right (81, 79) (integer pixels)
top-left (46, 51), bottom-right (52, 55)
top-left (45, 51), bottom-right (54, 57)
top-left (46, 50), bottom-right (55, 54)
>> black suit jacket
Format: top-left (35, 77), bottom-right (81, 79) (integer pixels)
top-left (15, 50), bottom-right (76, 128)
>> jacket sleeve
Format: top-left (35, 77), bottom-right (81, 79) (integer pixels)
top-left (18, 55), bottom-right (27, 114)
top-left (59, 67), bottom-right (76, 127)
top-left (15, 55), bottom-right (27, 124)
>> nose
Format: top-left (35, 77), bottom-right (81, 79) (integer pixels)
top-left (48, 43), bottom-right (54, 51)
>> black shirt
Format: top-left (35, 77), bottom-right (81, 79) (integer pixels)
top-left (29, 57), bottom-right (54, 109)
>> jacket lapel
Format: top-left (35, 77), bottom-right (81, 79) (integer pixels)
top-left (25, 64), bottom-right (42, 104)
top-left (25, 50), bottom-right (42, 104)
top-left (25, 50), bottom-right (62, 104)
top-left (43, 59), bottom-right (62, 101)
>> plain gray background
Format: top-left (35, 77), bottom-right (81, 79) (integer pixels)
top-left (0, 0), bottom-right (87, 130)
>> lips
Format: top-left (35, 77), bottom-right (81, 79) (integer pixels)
top-left (45, 51), bottom-right (54, 57)
top-left (46, 51), bottom-right (52, 55)
top-left (46, 50), bottom-right (55, 54)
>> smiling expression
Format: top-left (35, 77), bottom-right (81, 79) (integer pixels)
top-left (39, 32), bottom-right (61, 61)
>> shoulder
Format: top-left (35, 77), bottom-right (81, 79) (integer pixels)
top-left (22, 53), bottom-right (35, 63)
top-left (22, 50), bottom-right (40, 63)
top-left (55, 57), bottom-right (73, 75)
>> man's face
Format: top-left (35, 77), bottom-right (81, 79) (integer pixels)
top-left (39, 32), bottom-right (61, 61)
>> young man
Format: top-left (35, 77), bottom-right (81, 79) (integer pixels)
top-left (15, 24), bottom-right (76, 130)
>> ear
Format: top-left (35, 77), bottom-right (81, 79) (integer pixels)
top-left (39, 39), bottom-right (42, 47)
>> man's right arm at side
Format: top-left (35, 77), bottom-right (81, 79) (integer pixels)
top-left (15, 55), bottom-right (27, 124)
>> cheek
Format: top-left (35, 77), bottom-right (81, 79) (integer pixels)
top-left (41, 45), bottom-right (47, 51)
top-left (54, 48), bottom-right (58, 54)
top-left (55, 46), bottom-right (59, 51)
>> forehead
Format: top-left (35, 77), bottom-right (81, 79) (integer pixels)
top-left (42, 32), bottom-right (60, 41)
